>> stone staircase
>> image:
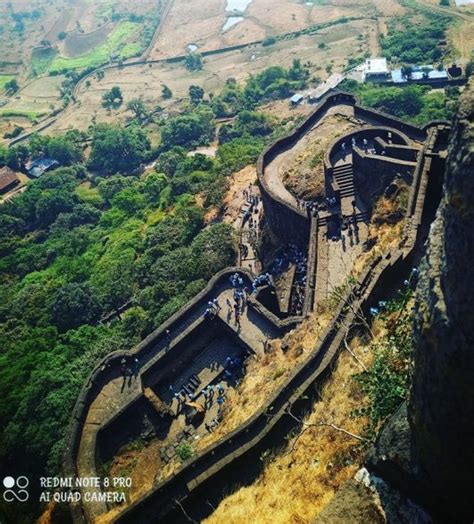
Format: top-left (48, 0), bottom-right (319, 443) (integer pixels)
top-left (318, 211), bottom-right (367, 228)
top-left (333, 163), bottom-right (355, 199)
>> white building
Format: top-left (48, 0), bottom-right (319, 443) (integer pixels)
top-left (363, 58), bottom-right (391, 82)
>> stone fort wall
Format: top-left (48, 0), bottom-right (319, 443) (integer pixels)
top-left (111, 124), bottom-right (447, 523)
top-left (65, 86), bottom-right (449, 522)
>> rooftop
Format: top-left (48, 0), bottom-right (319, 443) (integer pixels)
top-left (290, 93), bottom-right (304, 104)
top-left (27, 157), bottom-right (59, 178)
top-left (0, 166), bottom-right (20, 191)
top-left (364, 57), bottom-right (389, 75)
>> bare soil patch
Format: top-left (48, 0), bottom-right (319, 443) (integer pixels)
top-left (149, 0), bottom-right (384, 59)
top-left (282, 111), bottom-right (363, 200)
top-left (46, 18), bottom-right (375, 133)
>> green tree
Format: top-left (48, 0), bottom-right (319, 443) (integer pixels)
top-left (185, 52), bottom-right (203, 71)
top-left (50, 282), bottom-right (102, 331)
top-left (47, 135), bottom-right (83, 165)
top-left (102, 86), bottom-right (123, 109)
top-left (127, 98), bottom-right (147, 120)
top-left (35, 190), bottom-right (76, 226)
top-left (5, 144), bottom-right (29, 170)
top-left (160, 109), bottom-right (215, 149)
top-left (4, 78), bottom-right (19, 94)
top-left (98, 174), bottom-right (135, 203)
top-left (189, 84), bottom-right (204, 105)
top-left (111, 187), bottom-right (147, 214)
top-left (0, 143), bottom-right (8, 166)
top-left (161, 84), bottom-right (172, 99)
top-left (88, 124), bottom-right (151, 174)
top-left (189, 223), bottom-right (236, 279)
top-left (144, 172), bottom-right (168, 203)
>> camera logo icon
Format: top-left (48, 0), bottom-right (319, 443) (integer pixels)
top-left (3, 476), bottom-right (29, 502)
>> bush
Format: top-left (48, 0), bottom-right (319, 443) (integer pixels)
top-left (175, 442), bottom-right (194, 462)
top-left (352, 287), bottom-right (414, 437)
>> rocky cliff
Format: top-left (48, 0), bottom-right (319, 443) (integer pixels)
top-left (315, 80), bottom-right (474, 523)
top-left (409, 78), bottom-right (474, 522)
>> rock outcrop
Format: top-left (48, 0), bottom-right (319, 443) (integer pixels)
top-left (315, 80), bottom-right (474, 523)
top-left (409, 79), bottom-right (474, 522)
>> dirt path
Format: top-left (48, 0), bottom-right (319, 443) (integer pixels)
top-left (411, 0), bottom-right (473, 20)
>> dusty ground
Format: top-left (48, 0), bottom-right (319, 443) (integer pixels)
top-left (149, 0), bottom-right (403, 59)
top-left (281, 110), bottom-right (363, 199)
top-left (41, 17), bottom-right (376, 134)
top-left (204, 331), bottom-right (375, 524)
top-left (221, 165), bottom-right (258, 224)
top-left (448, 17), bottom-right (474, 60)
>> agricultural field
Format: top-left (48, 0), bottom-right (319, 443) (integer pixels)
top-left (0, 0), bottom-right (164, 79)
top-left (149, 0), bottom-right (404, 59)
top-left (45, 17), bottom-right (379, 134)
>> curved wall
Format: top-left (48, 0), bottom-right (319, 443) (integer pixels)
top-left (112, 125), bottom-right (448, 524)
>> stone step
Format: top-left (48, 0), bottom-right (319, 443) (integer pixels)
top-left (340, 189), bottom-right (355, 197)
top-left (337, 179), bottom-right (354, 188)
top-left (332, 162), bottom-right (352, 172)
top-left (333, 168), bottom-right (353, 177)
top-left (334, 172), bottom-right (353, 181)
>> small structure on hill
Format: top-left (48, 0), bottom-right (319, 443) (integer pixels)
top-left (0, 166), bottom-right (20, 194)
top-left (290, 93), bottom-right (304, 106)
top-left (27, 157), bottom-right (59, 178)
top-left (363, 58), bottom-right (390, 83)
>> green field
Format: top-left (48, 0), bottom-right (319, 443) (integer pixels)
top-left (49, 21), bottom-right (143, 73)
top-left (31, 47), bottom-right (58, 76)
top-left (0, 75), bottom-right (15, 93)
top-left (0, 109), bottom-right (47, 120)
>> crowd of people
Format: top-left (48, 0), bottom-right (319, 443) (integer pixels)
top-left (269, 244), bottom-right (307, 278)
top-left (295, 195), bottom-right (341, 219)
top-left (203, 298), bottom-right (221, 320)
top-left (251, 272), bottom-right (273, 294)
top-left (266, 244), bottom-right (308, 316)
top-left (240, 185), bottom-right (262, 268)
top-left (227, 272), bottom-right (250, 327)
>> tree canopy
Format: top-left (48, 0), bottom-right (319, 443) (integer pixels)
top-left (88, 124), bottom-right (151, 174)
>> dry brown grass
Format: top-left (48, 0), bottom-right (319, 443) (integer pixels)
top-left (351, 220), bottom-right (404, 279)
top-left (204, 329), bottom-right (381, 524)
top-left (196, 310), bottom-right (332, 451)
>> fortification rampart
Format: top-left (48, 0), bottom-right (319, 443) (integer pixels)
top-left (257, 92), bottom-right (356, 243)
top-left (111, 124), bottom-right (448, 523)
top-left (64, 267), bottom-right (305, 522)
top-left (257, 91), bottom-right (444, 246)
top-left (66, 85), bottom-right (449, 522)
